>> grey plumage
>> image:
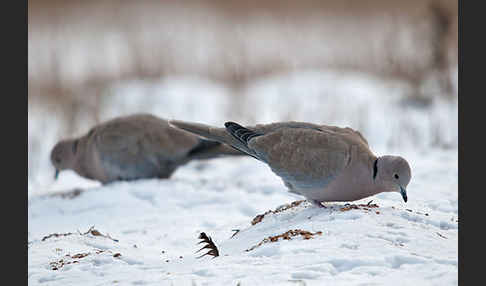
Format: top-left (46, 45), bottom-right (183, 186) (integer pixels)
top-left (50, 114), bottom-right (245, 184)
top-left (169, 119), bottom-right (412, 206)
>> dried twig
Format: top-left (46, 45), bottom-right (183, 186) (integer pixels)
top-left (340, 202), bottom-right (379, 212)
top-left (436, 232), bottom-right (447, 239)
top-left (71, 252), bottom-right (90, 259)
top-left (230, 229), bottom-right (240, 239)
top-left (251, 200), bottom-right (306, 225)
top-left (403, 209), bottom-right (430, 216)
top-left (41, 232), bottom-right (75, 241)
top-left (196, 232), bottom-right (219, 258)
top-left (80, 226), bottom-right (119, 242)
top-left (42, 226), bottom-right (119, 242)
top-left (50, 249), bottom-right (115, 270)
top-left (251, 211), bottom-right (272, 225)
top-left (246, 229), bottom-right (322, 251)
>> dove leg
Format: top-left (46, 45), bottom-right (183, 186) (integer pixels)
top-left (309, 199), bottom-right (326, 208)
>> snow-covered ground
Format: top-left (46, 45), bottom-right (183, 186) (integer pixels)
top-left (28, 71), bottom-right (458, 285)
top-left (28, 148), bottom-right (457, 285)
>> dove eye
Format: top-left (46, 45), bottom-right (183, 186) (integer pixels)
top-left (394, 174), bottom-right (399, 179)
top-left (55, 157), bottom-right (61, 164)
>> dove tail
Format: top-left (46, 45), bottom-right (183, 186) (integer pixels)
top-left (169, 120), bottom-right (249, 153)
top-left (170, 120), bottom-right (261, 159)
top-left (169, 120), bottom-right (230, 142)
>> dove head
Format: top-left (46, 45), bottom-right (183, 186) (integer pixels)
top-left (50, 139), bottom-right (79, 179)
top-left (375, 155), bottom-right (411, 202)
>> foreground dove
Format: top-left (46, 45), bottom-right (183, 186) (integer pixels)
top-left (50, 114), bottom-right (245, 184)
top-left (169, 120), bottom-right (411, 206)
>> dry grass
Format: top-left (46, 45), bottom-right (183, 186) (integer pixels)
top-left (41, 226), bottom-right (119, 242)
top-left (339, 201), bottom-right (380, 212)
top-left (29, 0), bottom-right (457, 94)
top-left (246, 229), bottom-right (323, 252)
top-left (251, 200), bottom-right (306, 225)
top-left (49, 249), bottom-right (120, 270)
top-left (27, 0), bottom-right (458, 139)
top-left (196, 232), bottom-right (220, 258)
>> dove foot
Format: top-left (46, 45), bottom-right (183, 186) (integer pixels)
top-left (309, 200), bottom-right (326, 208)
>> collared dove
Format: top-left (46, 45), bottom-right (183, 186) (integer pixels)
top-left (169, 120), bottom-right (412, 206)
top-left (50, 114), bottom-right (245, 184)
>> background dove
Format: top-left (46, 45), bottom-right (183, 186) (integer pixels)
top-left (169, 120), bottom-right (412, 206)
top-left (50, 114), bottom-right (245, 184)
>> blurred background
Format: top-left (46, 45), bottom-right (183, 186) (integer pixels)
top-left (28, 0), bottom-right (458, 192)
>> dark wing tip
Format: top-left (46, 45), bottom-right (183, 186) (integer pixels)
top-left (224, 122), bottom-right (262, 147)
top-left (224, 122), bottom-right (245, 137)
top-left (224, 121), bottom-right (238, 128)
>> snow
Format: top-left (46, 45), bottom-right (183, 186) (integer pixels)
top-left (28, 71), bottom-right (457, 285)
top-left (28, 150), bottom-right (457, 285)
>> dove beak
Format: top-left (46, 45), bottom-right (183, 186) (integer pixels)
top-left (400, 186), bottom-right (407, 202)
top-left (54, 169), bottom-right (60, 180)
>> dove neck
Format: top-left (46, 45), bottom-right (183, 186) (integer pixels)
top-left (371, 156), bottom-right (396, 194)
top-left (72, 136), bottom-right (102, 181)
